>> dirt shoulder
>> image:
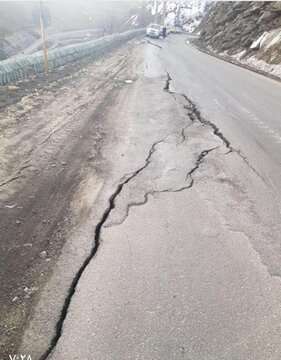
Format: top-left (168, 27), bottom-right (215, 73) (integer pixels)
top-left (0, 40), bottom-right (141, 358)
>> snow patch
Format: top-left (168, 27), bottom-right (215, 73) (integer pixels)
top-left (250, 28), bottom-right (281, 51)
top-left (250, 32), bottom-right (268, 50)
top-left (241, 56), bottom-right (281, 78)
top-left (264, 28), bottom-right (281, 49)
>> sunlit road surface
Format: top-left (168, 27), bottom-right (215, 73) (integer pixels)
top-left (17, 36), bottom-right (281, 360)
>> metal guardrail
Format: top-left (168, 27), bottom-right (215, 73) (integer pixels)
top-left (0, 29), bottom-right (144, 85)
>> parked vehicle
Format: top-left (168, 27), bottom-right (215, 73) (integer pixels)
top-left (146, 24), bottom-right (162, 38)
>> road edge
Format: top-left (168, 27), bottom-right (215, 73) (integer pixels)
top-left (189, 38), bottom-right (281, 84)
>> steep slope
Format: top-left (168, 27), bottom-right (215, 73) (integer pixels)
top-left (0, 1), bottom-right (148, 60)
top-left (197, 1), bottom-right (281, 77)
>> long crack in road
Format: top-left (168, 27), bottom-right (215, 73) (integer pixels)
top-left (2, 33), bottom-right (281, 360)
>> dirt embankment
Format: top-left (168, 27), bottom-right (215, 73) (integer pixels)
top-left (196, 1), bottom-right (281, 78)
top-left (0, 41), bottom-right (138, 357)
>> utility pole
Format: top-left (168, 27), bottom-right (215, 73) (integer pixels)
top-left (163, 0), bottom-right (167, 26)
top-left (153, 0), bottom-right (157, 22)
top-left (39, 0), bottom-right (48, 74)
top-left (175, 1), bottom-right (181, 27)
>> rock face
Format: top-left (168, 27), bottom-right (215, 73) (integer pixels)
top-left (198, 1), bottom-right (281, 64)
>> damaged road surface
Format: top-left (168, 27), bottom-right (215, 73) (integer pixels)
top-left (0, 41), bottom-right (142, 357)
top-left (2, 36), bottom-right (281, 359)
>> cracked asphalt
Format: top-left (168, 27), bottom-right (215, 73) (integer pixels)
top-left (22, 36), bottom-right (281, 359)
top-left (3, 35), bottom-right (281, 359)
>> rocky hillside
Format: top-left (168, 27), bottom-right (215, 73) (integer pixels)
top-left (198, 1), bottom-right (281, 66)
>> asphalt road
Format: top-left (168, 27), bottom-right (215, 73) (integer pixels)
top-left (161, 36), bottom-right (281, 193)
top-left (13, 36), bottom-right (281, 359)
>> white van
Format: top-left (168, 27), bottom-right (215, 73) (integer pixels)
top-left (146, 24), bottom-right (162, 38)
